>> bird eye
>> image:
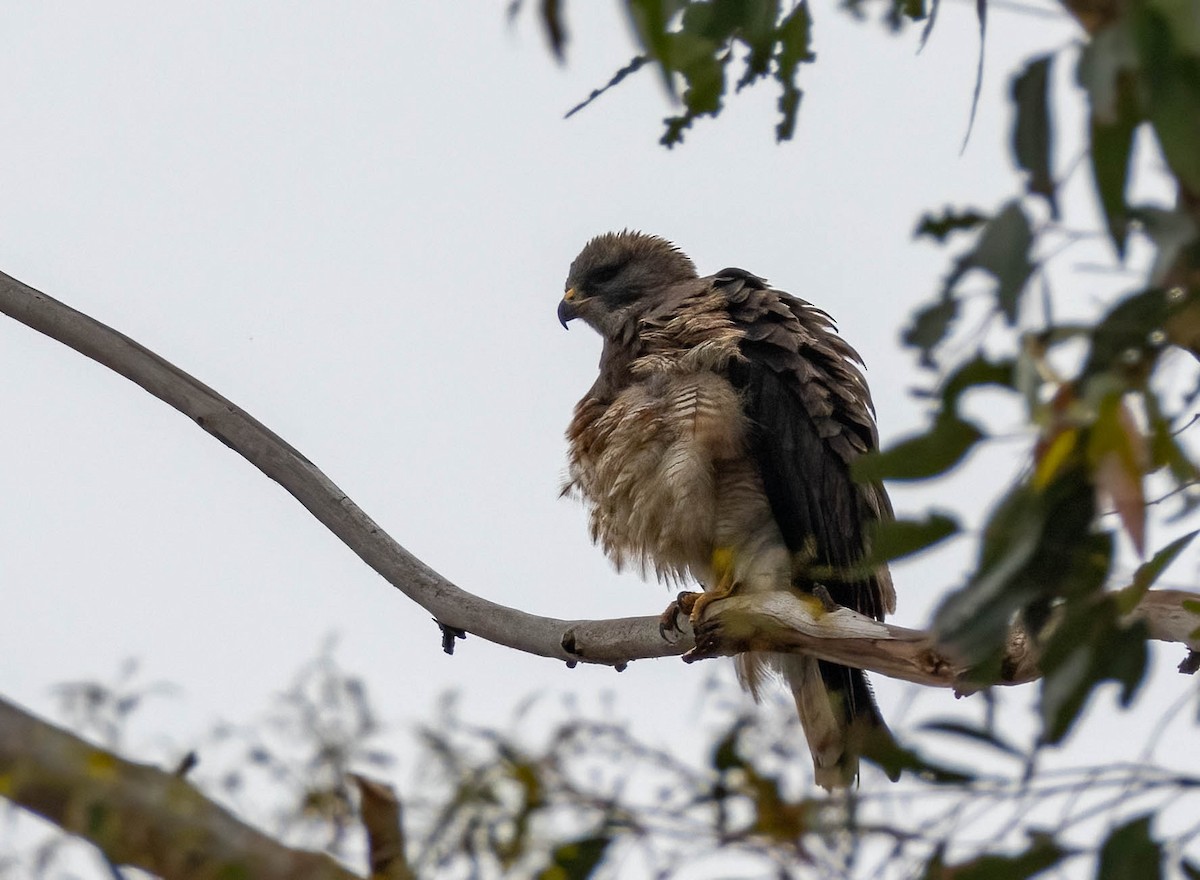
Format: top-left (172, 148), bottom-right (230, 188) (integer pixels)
top-left (588, 263), bottom-right (622, 285)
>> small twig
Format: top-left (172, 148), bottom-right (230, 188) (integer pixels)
top-left (565, 55), bottom-right (649, 119)
top-left (434, 621), bottom-right (467, 656)
top-left (1181, 650), bottom-right (1200, 674)
top-left (172, 750), bottom-right (198, 777)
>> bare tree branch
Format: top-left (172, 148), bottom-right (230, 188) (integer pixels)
top-left (0, 269), bottom-right (642, 666)
top-left (637, 588), bottom-right (1200, 690)
top-left (2, 269), bottom-right (1199, 690)
top-left (0, 695), bottom-right (363, 880)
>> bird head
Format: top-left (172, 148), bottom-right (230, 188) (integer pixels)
top-left (558, 231), bottom-right (698, 337)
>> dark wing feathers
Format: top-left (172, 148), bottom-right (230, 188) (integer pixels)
top-left (715, 269), bottom-right (893, 623)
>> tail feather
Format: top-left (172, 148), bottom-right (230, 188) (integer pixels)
top-left (737, 652), bottom-right (891, 789)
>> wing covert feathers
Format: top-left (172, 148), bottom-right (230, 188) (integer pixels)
top-left (716, 269), bottom-right (895, 621)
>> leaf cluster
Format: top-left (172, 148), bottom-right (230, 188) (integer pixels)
top-left (849, 0), bottom-right (1200, 755)
top-left (538, 0), bottom-right (934, 145)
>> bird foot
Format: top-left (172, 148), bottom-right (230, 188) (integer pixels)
top-left (658, 591), bottom-right (703, 639)
top-left (687, 587), bottom-right (735, 626)
top-left (658, 548), bottom-right (742, 642)
top-left (812, 584), bottom-right (840, 613)
top-left (682, 615), bottom-right (727, 663)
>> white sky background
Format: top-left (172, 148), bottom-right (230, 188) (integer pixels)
top-left (1, 1), bottom-right (1197, 875)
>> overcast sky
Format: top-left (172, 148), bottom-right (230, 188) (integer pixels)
top-left (2, 2), bottom-right (1196, 876)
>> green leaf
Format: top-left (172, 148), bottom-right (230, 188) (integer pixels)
top-left (859, 731), bottom-right (974, 784)
top-left (626, 0), bottom-right (679, 95)
top-left (1089, 92), bottom-right (1139, 258)
top-left (538, 0), bottom-right (568, 62)
top-left (774, 1), bottom-right (813, 141)
top-left (1011, 55), bottom-right (1058, 218)
top-left (1082, 287), bottom-right (1172, 379)
top-left (660, 28), bottom-right (728, 146)
top-left (1078, 20), bottom-right (1142, 257)
top-left (676, 43), bottom-right (725, 115)
top-left (919, 719), bottom-right (1025, 759)
top-left (914, 207), bottom-right (989, 243)
top-left (1184, 598), bottom-right (1200, 643)
top-left (941, 356), bottom-right (1015, 413)
top-left (539, 835), bottom-right (612, 880)
top-left (1086, 393), bottom-right (1147, 554)
top-left (903, 295), bottom-right (959, 368)
top-left (934, 485), bottom-right (1047, 668)
top-left (1135, 7), bottom-right (1200, 193)
top-left (865, 513), bottom-right (959, 566)
top-left (937, 469), bottom-right (1108, 676)
top-left (1097, 815), bottom-right (1162, 880)
top-left (1115, 530), bottom-right (1199, 614)
top-left (1039, 602), bottom-right (1148, 744)
top-left (971, 201), bottom-right (1035, 325)
top-left (852, 415), bottom-right (982, 482)
top-left (1130, 206), bottom-right (1199, 285)
top-left (932, 833), bottom-right (1066, 880)
top-left (710, 719), bottom-right (748, 772)
top-left (900, 0), bottom-right (928, 23)
top-left (1078, 18), bottom-right (1140, 122)
top-left (728, 0), bottom-right (779, 90)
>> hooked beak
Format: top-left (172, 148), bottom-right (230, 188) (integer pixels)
top-left (558, 288), bottom-right (581, 329)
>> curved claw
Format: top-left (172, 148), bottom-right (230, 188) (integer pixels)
top-left (658, 590), bottom-right (702, 640)
top-left (682, 617), bottom-right (725, 663)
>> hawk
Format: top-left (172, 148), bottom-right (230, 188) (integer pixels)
top-left (558, 231), bottom-right (895, 788)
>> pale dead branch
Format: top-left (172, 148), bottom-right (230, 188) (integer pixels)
top-left (0, 696), bottom-right (364, 880)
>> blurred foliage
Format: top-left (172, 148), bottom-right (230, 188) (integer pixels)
top-left (535, 0), bottom-right (982, 145)
top-left (5, 651), bottom-right (1200, 880)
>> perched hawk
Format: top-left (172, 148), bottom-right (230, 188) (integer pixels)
top-left (558, 231), bottom-right (895, 788)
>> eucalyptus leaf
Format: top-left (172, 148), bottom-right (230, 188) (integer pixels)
top-left (927, 833), bottom-right (1066, 880)
top-left (1097, 815), bottom-right (1163, 880)
top-left (1078, 18), bottom-right (1142, 256)
top-left (919, 720), bottom-right (1025, 759)
top-left (774, 1), bottom-right (813, 141)
top-left (853, 415), bottom-right (982, 482)
top-left (1115, 530), bottom-right (1199, 614)
top-left (865, 513), bottom-right (959, 566)
top-left (1011, 55), bottom-right (1057, 217)
top-left (539, 836), bottom-right (612, 880)
top-left (903, 295), bottom-right (959, 368)
top-left (1039, 602), bottom-right (1148, 744)
top-left (914, 207), bottom-right (989, 243)
top-left (971, 201), bottom-right (1035, 325)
